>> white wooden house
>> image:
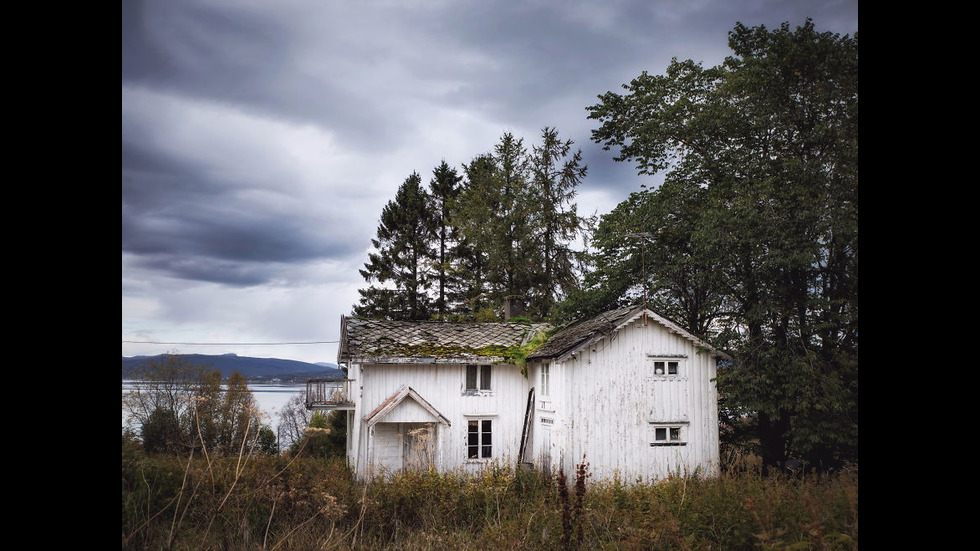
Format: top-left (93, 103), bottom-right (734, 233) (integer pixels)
top-left (309, 305), bottom-right (729, 482)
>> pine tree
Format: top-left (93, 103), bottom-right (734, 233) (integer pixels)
top-left (355, 172), bottom-right (437, 320)
top-left (454, 134), bottom-right (535, 313)
top-left (428, 160), bottom-right (463, 319)
top-left (526, 127), bottom-right (589, 319)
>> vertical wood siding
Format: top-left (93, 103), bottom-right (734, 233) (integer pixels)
top-left (532, 318), bottom-right (719, 482)
top-left (348, 317), bottom-right (719, 482)
top-left (351, 360), bottom-right (532, 477)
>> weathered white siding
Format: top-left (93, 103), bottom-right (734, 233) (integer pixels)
top-left (371, 423), bottom-right (404, 473)
top-left (349, 360), bottom-right (532, 478)
top-left (531, 317), bottom-right (719, 482)
top-left (345, 312), bottom-right (720, 483)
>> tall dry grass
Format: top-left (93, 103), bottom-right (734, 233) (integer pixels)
top-left (122, 433), bottom-right (857, 550)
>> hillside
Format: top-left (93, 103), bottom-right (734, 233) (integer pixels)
top-left (121, 353), bottom-right (344, 381)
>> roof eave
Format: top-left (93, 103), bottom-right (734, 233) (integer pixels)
top-left (531, 307), bottom-right (731, 363)
top-left (350, 355), bottom-right (511, 365)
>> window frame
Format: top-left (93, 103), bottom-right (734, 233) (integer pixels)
top-left (649, 422), bottom-right (689, 447)
top-left (539, 362), bottom-right (550, 397)
top-left (466, 418), bottom-right (493, 460)
top-left (646, 355), bottom-right (686, 377)
top-left (464, 364), bottom-right (492, 393)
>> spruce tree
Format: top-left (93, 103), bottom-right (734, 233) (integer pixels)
top-left (527, 127), bottom-right (589, 319)
top-left (428, 160), bottom-right (463, 319)
top-left (355, 172), bottom-right (437, 320)
top-left (453, 135), bottom-right (536, 317)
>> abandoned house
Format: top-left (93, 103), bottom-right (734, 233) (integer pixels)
top-left (306, 304), bottom-right (729, 482)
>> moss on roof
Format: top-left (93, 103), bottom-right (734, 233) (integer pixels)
top-left (341, 317), bottom-right (551, 371)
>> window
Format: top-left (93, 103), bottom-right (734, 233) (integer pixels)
top-left (467, 419), bottom-right (493, 459)
top-left (540, 363), bottom-right (550, 396)
top-left (653, 360), bottom-right (679, 375)
top-left (465, 364), bottom-right (492, 391)
top-left (649, 423), bottom-right (687, 446)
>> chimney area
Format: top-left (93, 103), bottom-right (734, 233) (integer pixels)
top-left (503, 295), bottom-right (526, 320)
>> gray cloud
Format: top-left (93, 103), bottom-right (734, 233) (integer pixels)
top-left (121, 0), bottom-right (858, 362)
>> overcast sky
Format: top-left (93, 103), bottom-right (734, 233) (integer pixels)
top-left (122, 0), bottom-right (858, 365)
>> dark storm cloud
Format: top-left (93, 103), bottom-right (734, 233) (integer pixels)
top-left (122, 0), bottom-right (857, 362)
top-left (122, 148), bottom-right (363, 286)
top-left (121, 102), bottom-right (364, 287)
top-left (122, 0), bottom-right (857, 288)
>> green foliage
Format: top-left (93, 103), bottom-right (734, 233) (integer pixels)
top-left (355, 171), bottom-right (438, 320)
top-left (124, 358), bottom-right (264, 457)
top-left (354, 127), bottom-right (590, 323)
top-left (429, 160), bottom-right (465, 318)
top-left (291, 410), bottom-right (347, 459)
top-left (141, 407), bottom-right (182, 454)
top-left (256, 425), bottom-right (278, 455)
top-left (584, 19), bottom-right (858, 469)
top-left (454, 129), bottom-right (590, 320)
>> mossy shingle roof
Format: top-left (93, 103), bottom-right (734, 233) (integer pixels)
top-left (338, 316), bottom-right (550, 363)
top-left (338, 306), bottom-right (727, 365)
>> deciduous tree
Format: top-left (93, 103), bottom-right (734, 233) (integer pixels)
top-left (124, 356), bottom-right (264, 455)
top-left (586, 20), bottom-right (858, 470)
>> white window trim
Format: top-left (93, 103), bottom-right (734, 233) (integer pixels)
top-left (646, 355), bottom-right (686, 378)
top-left (463, 364), bottom-right (493, 395)
top-left (648, 421), bottom-right (689, 447)
top-left (465, 416), bottom-right (495, 461)
top-left (539, 363), bottom-right (550, 397)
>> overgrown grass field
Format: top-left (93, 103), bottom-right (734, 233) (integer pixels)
top-left (122, 438), bottom-right (857, 550)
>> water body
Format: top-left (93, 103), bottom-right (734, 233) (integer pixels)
top-left (122, 381), bottom-right (306, 430)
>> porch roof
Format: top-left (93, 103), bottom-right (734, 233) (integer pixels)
top-left (363, 385), bottom-right (451, 427)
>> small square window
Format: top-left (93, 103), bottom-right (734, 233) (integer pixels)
top-left (465, 364), bottom-right (492, 391)
top-left (650, 423), bottom-right (687, 446)
top-left (652, 360), bottom-right (679, 375)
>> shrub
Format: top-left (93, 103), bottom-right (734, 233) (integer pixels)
top-left (141, 407), bottom-right (184, 454)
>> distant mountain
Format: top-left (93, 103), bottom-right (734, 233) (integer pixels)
top-left (122, 353), bottom-right (344, 381)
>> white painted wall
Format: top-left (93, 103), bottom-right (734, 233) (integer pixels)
top-left (348, 360), bottom-right (532, 478)
top-left (527, 318), bottom-right (719, 482)
top-left (346, 316), bottom-right (720, 483)
top-left (555, 318), bottom-right (719, 481)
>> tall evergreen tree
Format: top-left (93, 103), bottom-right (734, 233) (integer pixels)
top-left (355, 172), bottom-right (437, 320)
top-left (454, 134), bottom-right (535, 312)
top-left (447, 154), bottom-right (496, 319)
top-left (428, 160), bottom-right (464, 319)
top-left (527, 127), bottom-right (589, 319)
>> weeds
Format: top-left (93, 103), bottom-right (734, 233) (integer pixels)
top-left (122, 437), bottom-right (858, 550)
